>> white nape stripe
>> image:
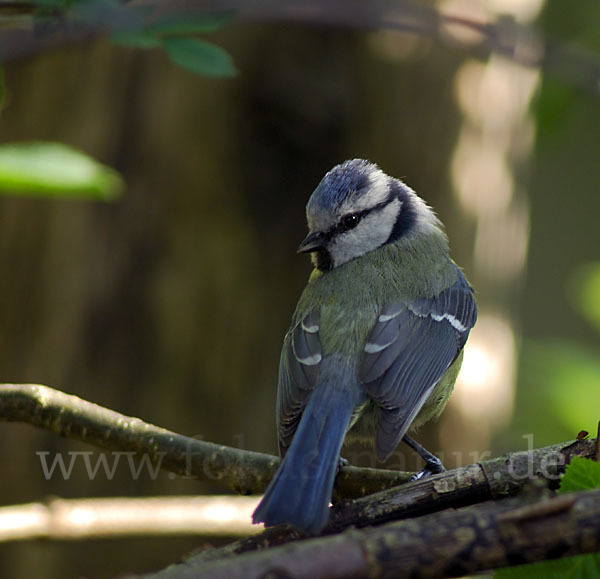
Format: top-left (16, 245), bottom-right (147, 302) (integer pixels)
top-left (367, 169), bottom-right (390, 204)
top-left (297, 353), bottom-right (322, 366)
top-left (401, 183), bottom-right (443, 231)
top-left (431, 313), bottom-right (467, 332)
top-left (352, 167), bottom-right (390, 212)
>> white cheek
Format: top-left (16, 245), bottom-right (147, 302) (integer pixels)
top-left (330, 199), bottom-right (401, 267)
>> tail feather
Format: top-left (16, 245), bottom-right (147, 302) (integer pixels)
top-left (253, 384), bottom-right (359, 534)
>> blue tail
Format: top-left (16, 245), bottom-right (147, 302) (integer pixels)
top-left (253, 383), bottom-right (360, 534)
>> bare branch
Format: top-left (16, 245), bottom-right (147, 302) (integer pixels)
top-left (4, 381), bottom-right (599, 579)
top-left (2, 384), bottom-right (594, 530)
top-left (0, 495), bottom-right (261, 541)
top-left (188, 438), bottom-right (594, 563)
top-left (0, 383), bottom-right (412, 496)
top-left (144, 486), bottom-right (600, 578)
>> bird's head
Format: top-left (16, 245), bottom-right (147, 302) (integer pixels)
top-left (298, 159), bottom-right (442, 272)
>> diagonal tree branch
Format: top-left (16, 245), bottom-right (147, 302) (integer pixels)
top-left (187, 438), bottom-right (595, 563)
top-left (2, 382), bottom-right (595, 568)
top-left (0, 383), bottom-right (412, 496)
top-left (144, 487), bottom-right (600, 579)
top-left (331, 438), bottom-right (590, 527)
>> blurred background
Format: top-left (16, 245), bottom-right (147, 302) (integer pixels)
top-left (0, 0), bottom-right (599, 577)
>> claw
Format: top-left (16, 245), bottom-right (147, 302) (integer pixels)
top-left (408, 457), bottom-right (445, 482)
top-left (403, 434), bottom-right (445, 482)
top-left (338, 456), bottom-right (350, 468)
top-left (336, 456), bottom-right (350, 476)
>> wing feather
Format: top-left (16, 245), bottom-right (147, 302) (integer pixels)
top-left (360, 269), bottom-right (477, 461)
top-left (276, 311), bottom-right (322, 455)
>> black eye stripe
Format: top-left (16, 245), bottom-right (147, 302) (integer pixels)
top-left (332, 198), bottom-right (395, 236)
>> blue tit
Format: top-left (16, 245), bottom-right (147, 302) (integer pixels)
top-left (252, 159), bottom-right (477, 534)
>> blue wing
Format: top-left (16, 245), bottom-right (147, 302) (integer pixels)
top-left (358, 269), bottom-right (477, 461)
top-left (276, 310), bottom-right (322, 455)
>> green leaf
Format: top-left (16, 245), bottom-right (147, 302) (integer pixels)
top-left (0, 142), bottom-right (123, 200)
top-left (111, 30), bottom-right (162, 48)
top-left (496, 554), bottom-right (600, 579)
top-left (163, 37), bottom-right (236, 77)
top-left (558, 456), bottom-right (600, 494)
top-left (146, 10), bottom-right (233, 36)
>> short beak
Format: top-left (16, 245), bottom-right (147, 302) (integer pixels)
top-left (297, 231), bottom-right (326, 254)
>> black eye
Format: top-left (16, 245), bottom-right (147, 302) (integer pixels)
top-left (342, 213), bottom-right (360, 231)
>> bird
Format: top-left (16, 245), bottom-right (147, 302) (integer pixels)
top-left (252, 159), bottom-right (477, 534)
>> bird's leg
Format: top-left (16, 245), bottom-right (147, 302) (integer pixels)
top-left (403, 435), bottom-right (445, 482)
top-left (337, 456), bottom-right (350, 469)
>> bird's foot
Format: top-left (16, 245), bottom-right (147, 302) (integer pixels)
top-left (336, 456), bottom-right (350, 475)
top-left (338, 456), bottom-right (350, 468)
top-left (408, 456), bottom-right (445, 482)
top-left (402, 434), bottom-right (445, 482)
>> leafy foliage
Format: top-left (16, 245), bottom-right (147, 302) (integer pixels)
top-left (16, 0), bottom-right (237, 77)
top-left (558, 456), bottom-right (600, 494)
top-left (496, 554), bottom-right (600, 579)
top-left (0, 142), bottom-right (123, 200)
top-left (0, 3), bottom-right (236, 204)
top-left (144, 12), bottom-right (233, 36)
top-left (163, 37), bottom-right (236, 77)
top-left (111, 9), bottom-right (236, 77)
top-left (496, 457), bottom-right (600, 578)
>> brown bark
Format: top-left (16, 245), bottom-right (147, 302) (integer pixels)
top-left (2, 381), bottom-right (596, 578)
top-left (147, 488), bottom-right (600, 579)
